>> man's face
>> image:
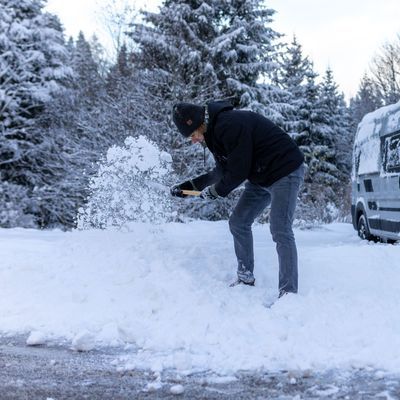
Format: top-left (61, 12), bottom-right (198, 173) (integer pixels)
top-left (190, 124), bottom-right (205, 144)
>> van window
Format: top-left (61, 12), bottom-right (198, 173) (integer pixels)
top-left (357, 137), bottom-right (380, 175)
top-left (384, 132), bottom-right (400, 173)
top-left (352, 149), bottom-right (361, 177)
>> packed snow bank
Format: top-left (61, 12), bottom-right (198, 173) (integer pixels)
top-left (0, 222), bottom-right (399, 374)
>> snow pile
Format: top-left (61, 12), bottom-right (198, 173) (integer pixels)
top-left (26, 330), bottom-right (48, 346)
top-left (0, 223), bottom-right (400, 374)
top-left (78, 136), bottom-right (175, 228)
top-left (71, 330), bottom-right (96, 352)
top-left (170, 384), bottom-right (185, 395)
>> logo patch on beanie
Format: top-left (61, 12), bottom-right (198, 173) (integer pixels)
top-left (186, 119), bottom-right (193, 126)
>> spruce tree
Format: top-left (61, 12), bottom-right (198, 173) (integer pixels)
top-left (130, 0), bottom-right (282, 122)
top-left (72, 32), bottom-right (104, 102)
top-left (271, 38), bottom-right (339, 221)
top-left (0, 0), bottom-right (72, 227)
top-left (89, 34), bottom-right (110, 78)
top-left (106, 43), bottom-right (132, 95)
top-left (301, 68), bottom-right (352, 221)
top-left (132, 1), bottom-right (220, 101)
top-left (318, 68), bottom-right (352, 177)
top-left (27, 31), bottom-right (129, 228)
top-left (211, 0), bottom-right (281, 114)
top-left (273, 35), bottom-right (312, 134)
top-left (291, 67), bottom-right (340, 223)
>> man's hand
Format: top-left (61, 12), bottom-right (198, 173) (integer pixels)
top-left (200, 185), bottom-right (219, 200)
top-left (170, 180), bottom-right (196, 198)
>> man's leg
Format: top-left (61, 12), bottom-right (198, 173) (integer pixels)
top-left (268, 165), bottom-right (304, 294)
top-left (229, 181), bottom-right (271, 283)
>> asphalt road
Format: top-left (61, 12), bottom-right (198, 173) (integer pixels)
top-left (0, 335), bottom-right (399, 399)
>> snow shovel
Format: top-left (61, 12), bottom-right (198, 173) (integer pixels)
top-left (181, 189), bottom-right (201, 196)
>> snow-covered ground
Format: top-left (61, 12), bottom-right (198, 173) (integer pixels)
top-left (0, 222), bottom-right (399, 375)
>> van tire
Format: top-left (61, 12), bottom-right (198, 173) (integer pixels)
top-left (357, 214), bottom-right (375, 241)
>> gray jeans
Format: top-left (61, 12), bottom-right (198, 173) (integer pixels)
top-left (228, 164), bottom-right (305, 293)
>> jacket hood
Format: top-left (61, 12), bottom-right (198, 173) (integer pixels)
top-left (206, 101), bottom-right (234, 128)
top-left (204, 100), bottom-right (234, 151)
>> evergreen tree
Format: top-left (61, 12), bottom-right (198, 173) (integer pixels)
top-left (106, 43), bottom-right (132, 95)
top-left (318, 68), bottom-right (352, 177)
top-left (211, 0), bottom-right (281, 114)
top-left (291, 68), bottom-right (340, 223)
top-left (271, 39), bottom-right (342, 222)
top-left (71, 31), bottom-right (104, 102)
top-left (273, 35), bottom-right (312, 134)
top-left (26, 32), bottom-right (129, 228)
top-left (66, 36), bottom-right (75, 54)
top-left (132, 0), bottom-right (220, 102)
top-left (89, 34), bottom-right (111, 78)
top-left (130, 0), bottom-right (283, 125)
top-left (0, 0), bottom-right (72, 227)
top-left (305, 68), bottom-right (353, 221)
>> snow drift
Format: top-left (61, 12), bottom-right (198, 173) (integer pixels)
top-left (0, 222), bottom-right (399, 374)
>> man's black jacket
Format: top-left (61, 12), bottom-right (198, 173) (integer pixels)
top-left (192, 101), bottom-right (304, 197)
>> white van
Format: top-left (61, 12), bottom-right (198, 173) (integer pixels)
top-left (351, 101), bottom-right (400, 243)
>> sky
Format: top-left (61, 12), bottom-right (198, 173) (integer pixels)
top-left (44, 0), bottom-right (400, 100)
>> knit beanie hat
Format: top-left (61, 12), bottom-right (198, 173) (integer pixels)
top-left (172, 103), bottom-right (205, 137)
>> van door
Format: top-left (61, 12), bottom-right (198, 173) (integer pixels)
top-left (380, 132), bottom-right (400, 237)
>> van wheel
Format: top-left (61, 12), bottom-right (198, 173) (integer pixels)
top-left (357, 214), bottom-right (374, 241)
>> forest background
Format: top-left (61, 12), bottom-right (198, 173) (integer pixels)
top-left (1, 0), bottom-right (399, 229)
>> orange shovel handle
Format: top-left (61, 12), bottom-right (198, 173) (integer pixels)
top-left (181, 189), bottom-right (201, 196)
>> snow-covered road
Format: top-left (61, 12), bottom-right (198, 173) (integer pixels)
top-left (0, 222), bottom-right (399, 375)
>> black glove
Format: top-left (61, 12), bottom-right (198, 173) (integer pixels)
top-left (200, 185), bottom-right (220, 200)
top-left (170, 180), bottom-right (196, 198)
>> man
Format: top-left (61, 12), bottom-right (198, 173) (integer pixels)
top-left (171, 100), bottom-right (305, 298)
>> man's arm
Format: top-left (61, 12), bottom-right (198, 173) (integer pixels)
top-left (191, 162), bottom-right (223, 191)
